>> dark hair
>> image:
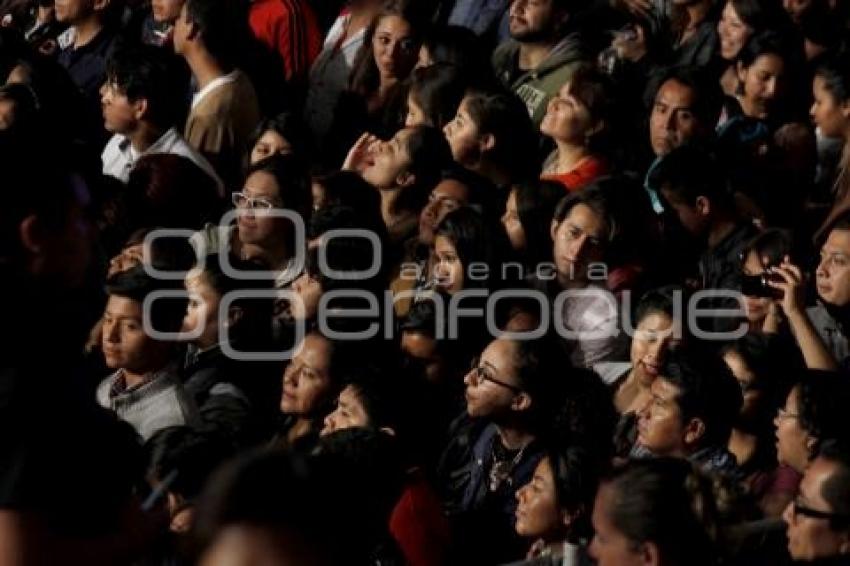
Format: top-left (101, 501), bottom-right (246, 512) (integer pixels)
top-left (545, 444), bottom-right (602, 543)
top-left (462, 87), bottom-right (540, 182)
top-left (349, 0), bottom-right (428, 99)
top-left (815, 51), bottom-right (850, 103)
top-left (183, 0), bottom-right (247, 67)
top-left (739, 228), bottom-right (795, 268)
top-left (728, 0), bottom-right (792, 37)
top-left (146, 427), bottom-right (233, 503)
top-left (313, 170), bottom-right (380, 213)
top-left (635, 285), bottom-right (684, 324)
top-left (647, 144), bottom-right (733, 209)
top-left (245, 153), bottom-right (313, 222)
top-left (658, 348), bottom-right (743, 450)
top-left (408, 63), bottom-right (468, 129)
top-left (601, 458), bottom-right (719, 566)
top-left (552, 182), bottom-right (621, 245)
top-left (125, 154), bottom-right (222, 231)
top-left (817, 439), bottom-right (850, 530)
top-left (105, 264), bottom-right (187, 334)
top-left (649, 66), bottom-right (724, 130)
top-left (439, 164), bottom-right (500, 216)
top-left (561, 66), bottom-right (615, 153)
top-left (0, 82), bottom-right (39, 132)
top-left (342, 368), bottom-right (406, 435)
top-left (192, 254), bottom-right (274, 348)
top-left (395, 125), bottom-right (455, 214)
top-left (434, 207), bottom-right (506, 291)
top-left (244, 112), bottom-right (308, 168)
top-left (105, 45), bottom-right (179, 128)
top-left (736, 31), bottom-right (797, 68)
top-left (512, 180), bottom-right (568, 267)
top-left (797, 370), bottom-right (850, 457)
top-left (420, 25), bottom-right (488, 79)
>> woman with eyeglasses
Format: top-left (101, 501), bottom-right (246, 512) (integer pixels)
top-left (722, 334), bottom-right (799, 517)
top-left (436, 336), bottom-right (570, 563)
top-left (775, 370), bottom-right (850, 475)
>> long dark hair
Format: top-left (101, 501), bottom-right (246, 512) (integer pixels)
top-left (512, 180), bottom-right (567, 268)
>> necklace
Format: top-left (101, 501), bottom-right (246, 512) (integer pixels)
top-left (488, 439), bottom-right (529, 492)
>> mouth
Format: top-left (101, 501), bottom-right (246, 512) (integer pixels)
top-left (640, 361), bottom-right (659, 377)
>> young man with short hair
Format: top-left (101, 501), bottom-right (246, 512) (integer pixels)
top-left (633, 348), bottom-right (743, 476)
top-left (173, 0), bottom-right (261, 188)
top-left (100, 45), bottom-right (223, 193)
top-left (97, 266), bottom-right (201, 441)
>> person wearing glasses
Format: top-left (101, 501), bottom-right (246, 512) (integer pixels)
top-left (436, 336), bottom-right (568, 563)
top-left (782, 439), bottom-right (850, 563)
top-left (775, 370), bottom-right (850, 475)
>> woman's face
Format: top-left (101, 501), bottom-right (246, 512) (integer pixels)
top-left (151, 0), bottom-right (183, 22)
top-left (250, 129), bottom-right (292, 165)
top-left (811, 75), bottom-right (850, 140)
top-left (372, 15), bottom-right (418, 80)
top-left (182, 269), bottom-right (222, 349)
top-left (718, 1), bottom-right (752, 60)
top-left (515, 457), bottom-right (564, 539)
top-left (405, 93), bottom-right (428, 127)
top-left (723, 350), bottom-right (763, 421)
top-left (463, 338), bottom-right (522, 418)
top-left (630, 311), bottom-right (677, 388)
top-left (501, 189), bottom-right (527, 252)
top-left (280, 333), bottom-right (333, 416)
top-left (236, 171), bottom-right (284, 247)
top-left (361, 128), bottom-right (414, 190)
top-left (589, 482), bottom-right (646, 566)
top-left (741, 250), bottom-right (772, 323)
top-left (540, 81), bottom-right (595, 144)
top-left (321, 384), bottom-right (370, 436)
top-left (433, 234), bottom-right (464, 295)
top-left (443, 97), bottom-right (483, 166)
top-left (290, 271), bottom-right (322, 321)
top-left (738, 53), bottom-right (786, 119)
top-left (774, 386), bottom-right (812, 473)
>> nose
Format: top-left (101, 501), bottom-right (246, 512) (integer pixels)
top-left (763, 78), bottom-right (777, 99)
top-left (424, 200), bottom-right (439, 221)
top-left (781, 500), bottom-right (795, 526)
top-left (104, 319), bottom-right (120, 343)
top-left (647, 340), bottom-right (665, 362)
top-left (323, 413), bottom-right (335, 433)
top-left (816, 257), bottom-right (829, 280)
top-left (665, 110), bottom-right (677, 132)
top-left (443, 122), bottom-right (453, 138)
top-left (463, 368), bottom-right (474, 386)
top-left (568, 234), bottom-right (590, 261)
top-left (515, 484), bottom-right (527, 503)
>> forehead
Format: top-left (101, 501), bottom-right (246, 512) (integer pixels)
top-left (401, 330), bottom-right (438, 358)
top-left (656, 79), bottom-right (696, 105)
top-left (375, 15), bottom-right (411, 36)
top-left (105, 294), bottom-right (143, 316)
top-left (653, 376), bottom-right (682, 401)
top-left (823, 229), bottom-right (850, 254)
top-left (560, 203), bottom-right (607, 238)
top-left (637, 311), bottom-right (674, 331)
top-left (723, 1), bottom-right (742, 19)
top-left (243, 170), bottom-right (280, 198)
top-left (482, 338), bottom-right (518, 368)
top-left (258, 130), bottom-right (287, 146)
top-left (433, 179), bottom-right (469, 200)
top-left (433, 234), bottom-right (457, 252)
top-left (296, 333), bottom-right (332, 367)
top-left (339, 384), bottom-right (363, 406)
top-left (750, 53), bottom-right (784, 73)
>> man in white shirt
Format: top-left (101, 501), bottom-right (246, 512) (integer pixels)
top-left (100, 45), bottom-right (223, 195)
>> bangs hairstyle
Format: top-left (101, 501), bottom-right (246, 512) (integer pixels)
top-left (408, 63), bottom-right (468, 129)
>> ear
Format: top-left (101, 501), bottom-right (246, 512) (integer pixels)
top-left (637, 541), bottom-right (662, 565)
top-left (694, 195), bottom-right (711, 217)
top-left (511, 391), bottom-right (532, 412)
top-left (683, 417), bottom-right (706, 447)
top-left (133, 98), bottom-right (148, 122)
top-left (227, 306), bottom-right (244, 328)
top-left (479, 133), bottom-right (496, 154)
top-left (841, 99), bottom-right (850, 120)
top-left (18, 214), bottom-right (44, 255)
top-left (396, 171), bottom-right (415, 188)
top-left (805, 435), bottom-right (818, 456)
top-left (550, 219), bottom-right (559, 242)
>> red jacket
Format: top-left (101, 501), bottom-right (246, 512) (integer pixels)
top-left (248, 0), bottom-right (322, 82)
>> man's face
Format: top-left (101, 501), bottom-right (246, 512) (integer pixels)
top-left (100, 80), bottom-right (142, 134)
top-left (509, 0), bottom-right (565, 43)
top-left (551, 203), bottom-right (607, 287)
top-left (235, 170), bottom-right (285, 247)
top-left (102, 295), bottom-right (165, 372)
top-left (783, 457), bottom-right (850, 560)
top-left (816, 229), bottom-right (850, 307)
top-left (636, 377), bottom-right (691, 457)
top-left (172, 2), bottom-right (191, 55)
top-left (649, 79), bottom-right (702, 157)
top-left (54, 0), bottom-right (94, 24)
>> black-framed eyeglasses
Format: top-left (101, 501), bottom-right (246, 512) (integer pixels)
top-left (792, 500), bottom-right (850, 522)
top-left (469, 357), bottom-right (522, 394)
top-left (232, 191), bottom-right (276, 210)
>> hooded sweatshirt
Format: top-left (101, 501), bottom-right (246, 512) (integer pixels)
top-left (492, 32), bottom-right (587, 127)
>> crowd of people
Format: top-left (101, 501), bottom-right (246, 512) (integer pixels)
top-left (3, 0), bottom-right (850, 563)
